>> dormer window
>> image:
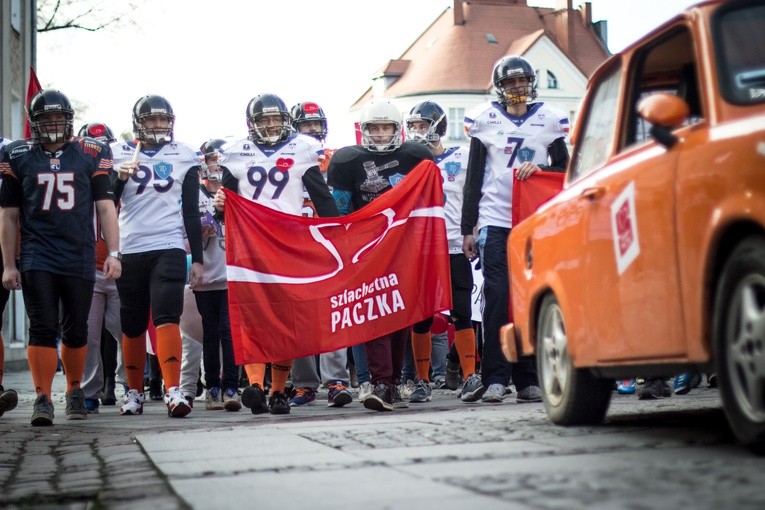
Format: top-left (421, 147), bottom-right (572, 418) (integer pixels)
top-left (547, 70), bottom-right (559, 89)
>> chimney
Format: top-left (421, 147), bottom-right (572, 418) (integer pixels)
top-left (582, 1), bottom-right (592, 25)
top-left (555, 0), bottom-right (575, 54)
top-left (453, 0), bottom-right (465, 25)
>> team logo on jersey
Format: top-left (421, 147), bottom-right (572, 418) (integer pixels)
top-left (517, 147), bottom-right (535, 163)
top-left (276, 158), bottom-right (294, 172)
top-left (153, 161), bottom-right (172, 180)
top-left (489, 112), bottom-right (497, 119)
top-left (444, 161), bottom-right (461, 182)
top-left (50, 158), bottom-right (61, 172)
top-left (10, 145), bottom-right (32, 157)
top-left (388, 173), bottom-right (405, 187)
top-left (243, 143), bottom-right (251, 150)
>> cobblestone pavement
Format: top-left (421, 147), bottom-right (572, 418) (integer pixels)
top-left (1, 369), bottom-right (763, 509)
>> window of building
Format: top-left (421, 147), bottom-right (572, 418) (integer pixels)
top-left (11, 0), bottom-right (21, 32)
top-left (547, 70), bottom-right (558, 89)
top-left (448, 107), bottom-right (466, 140)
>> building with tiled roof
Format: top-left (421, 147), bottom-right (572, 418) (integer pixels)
top-left (352, 0), bottom-right (610, 144)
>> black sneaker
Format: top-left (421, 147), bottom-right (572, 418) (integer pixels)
top-left (241, 384), bottom-right (269, 415)
top-left (149, 379), bottom-right (164, 401)
top-left (0, 386), bottom-right (18, 417)
top-left (445, 359), bottom-right (463, 390)
top-left (363, 383), bottom-right (393, 412)
top-left (268, 391), bottom-right (290, 415)
top-left (66, 388), bottom-right (88, 420)
top-left (31, 394), bottom-right (54, 426)
top-left (639, 378), bottom-right (672, 400)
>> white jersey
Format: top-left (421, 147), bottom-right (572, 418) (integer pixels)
top-left (196, 185), bottom-right (227, 291)
top-left (436, 146), bottom-right (470, 254)
top-left (464, 101), bottom-right (569, 229)
top-left (220, 133), bottom-right (322, 215)
top-left (111, 140), bottom-right (200, 254)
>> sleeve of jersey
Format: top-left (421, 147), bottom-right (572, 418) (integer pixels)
top-left (303, 166), bottom-right (339, 217)
top-left (181, 168), bottom-right (204, 264)
top-left (92, 143), bottom-right (115, 201)
top-left (461, 137), bottom-right (487, 235)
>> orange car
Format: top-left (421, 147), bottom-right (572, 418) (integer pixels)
top-left (501, 0), bottom-right (765, 451)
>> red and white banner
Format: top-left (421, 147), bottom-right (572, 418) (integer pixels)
top-left (225, 160), bottom-right (452, 364)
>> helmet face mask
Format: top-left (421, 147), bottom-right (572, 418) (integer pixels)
top-left (132, 95), bottom-right (175, 144)
top-left (291, 102), bottom-right (328, 142)
top-left (28, 90), bottom-right (74, 144)
top-left (405, 101), bottom-right (446, 146)
top-left (199, 138), bottom-right (227, 181)
top-left (492, 55), bottom-right (537, 106)
top-left (358, 99), bottom-right (403, 153)
top-left (247, 94), bottom-right (292, 145)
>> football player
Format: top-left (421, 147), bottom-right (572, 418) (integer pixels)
top-left (0, 135), bottom-right (18, 419)
top-left (112, 95), bottom-right (203, 418)
top-left (213, 93), bottom-right (339, 415)
top-left (0, 90), bottom-right (121, 425)
top-left (461, 55), bottom-right (569, 404)
top-left (403, 100), bottom-right (476, 404)
top-left (327, 98), bottom-right (434, 412)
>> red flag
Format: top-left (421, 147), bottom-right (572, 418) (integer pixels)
top-left (225, 160), bottom-right (452, 364)
top-left (511, 170), bottom-right (565, 226)
top-left (23, 66), bottom-right (42, 139)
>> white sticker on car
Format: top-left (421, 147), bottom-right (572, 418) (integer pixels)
top-left (611, 181), bottom-right (640, 275)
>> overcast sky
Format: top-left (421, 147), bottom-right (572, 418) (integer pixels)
top-left (35, 0), bottom-right (699, 148)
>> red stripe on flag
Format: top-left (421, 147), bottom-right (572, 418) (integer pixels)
top-left (23, 67), bottom-right (42, 139)
top-left (225, 160), bottom-right (451, 364)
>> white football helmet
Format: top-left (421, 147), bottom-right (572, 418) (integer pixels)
top-left (358, 99), bottom-right (403, 153)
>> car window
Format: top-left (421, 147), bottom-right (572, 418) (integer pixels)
top-left (714, 1), bottom-right (765, 105)
top-left (623, 28), bottom-right (701, 149)
top-left (568, 65), bottom-right (622, 182)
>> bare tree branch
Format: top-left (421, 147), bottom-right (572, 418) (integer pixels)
top-left (37, 0), bottom-right (143, 33)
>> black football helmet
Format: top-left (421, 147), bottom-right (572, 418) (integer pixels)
top-left (492, 55), bottom-right (537, 106)
top-left (290, 102), bottom-right (328, 142)
top-left (405, 101), bottom-right (447, 145)
top-left (246, 94), bottom-right (292, 145)
top-left (78, 122), bottom-right (117, 144)
top-left (28, 89), bottom-right (75, 144)
top-left (132, 95), bottom-right (175, 144)
top-left (199, 138), bottom-right (227, 181)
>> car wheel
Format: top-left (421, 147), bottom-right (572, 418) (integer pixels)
top-left (713, 236), bottom-right (765, 453)
top-left (536, 293), bottom-right (612, 425)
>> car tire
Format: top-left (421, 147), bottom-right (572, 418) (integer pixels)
top-left (536, 293), bottom-right (612, 425)
top-left (713, 236), bottom-right (765, 453)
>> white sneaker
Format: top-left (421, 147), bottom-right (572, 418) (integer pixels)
top-left (120, 389), bottom-right (144, 415)
top-left (481, 383), bottom-right (506, 403)
top-left (357, 381), bottom-right (373, 402)
top-left (397, 379), bottom-right (416, 399)
top-left (164, 386), bottom-right (191, 418)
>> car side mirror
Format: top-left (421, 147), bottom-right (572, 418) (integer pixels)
top-left (637, 93), bottom-right (690, 149)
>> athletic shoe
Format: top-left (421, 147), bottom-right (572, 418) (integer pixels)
top-left (707, 373), bottom-right (718, 388)
top-left (149, 379), bottom-right (163, 401)
top-left (120, 389), bottom-right (144, 415)
top-left (397, 379), bottom-right (416, 399)
top-left (223, 388), bottom-right (242, 412)
top-left (289, 387), bottom-right (316, 407)
top-left (84, 398), bottom-right (100, 414)
top-left (0, 387), bottom-right (18, 417)
top-left (164, 386), bottom-right (192, 418)
top-left (639, 378), bottom-right (672, 400)
top-left (327, 382), bottom-right (353, 408)
top-left (617, 379), bottom-right (637, 395)
top-left (65, 388), bottom-right (88, 420)
top-left (460, 373), bottom-right (486, 402)
top-left (357, 381), bottom-right (373, 402)
top-left (445, 359), bottom-right (463, 390)
top-left (481, 383), bottom-right (506, 403)
top-left (363, 383), bottom-right (393, 412)
top-left (516, 385), bottom-right (543, 403)
top-left (432, 377), bottom-right (447, 390)
top-left (241, 384), bottom-right (269, 415)
top-left (392, 383), bottom-right (409, 409)
top-left (205, 387), bottom-right (224, 410)
top-left (673, 373), bottom-right (693, 395)
top-left (268, 391), bottom-right (290, 415)
top-left (31, 394), bottom-right (54, 426)
top-left (409, 379), bottom-right (432, 403)
top-left (101, 377), bottom-right (117, 406)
